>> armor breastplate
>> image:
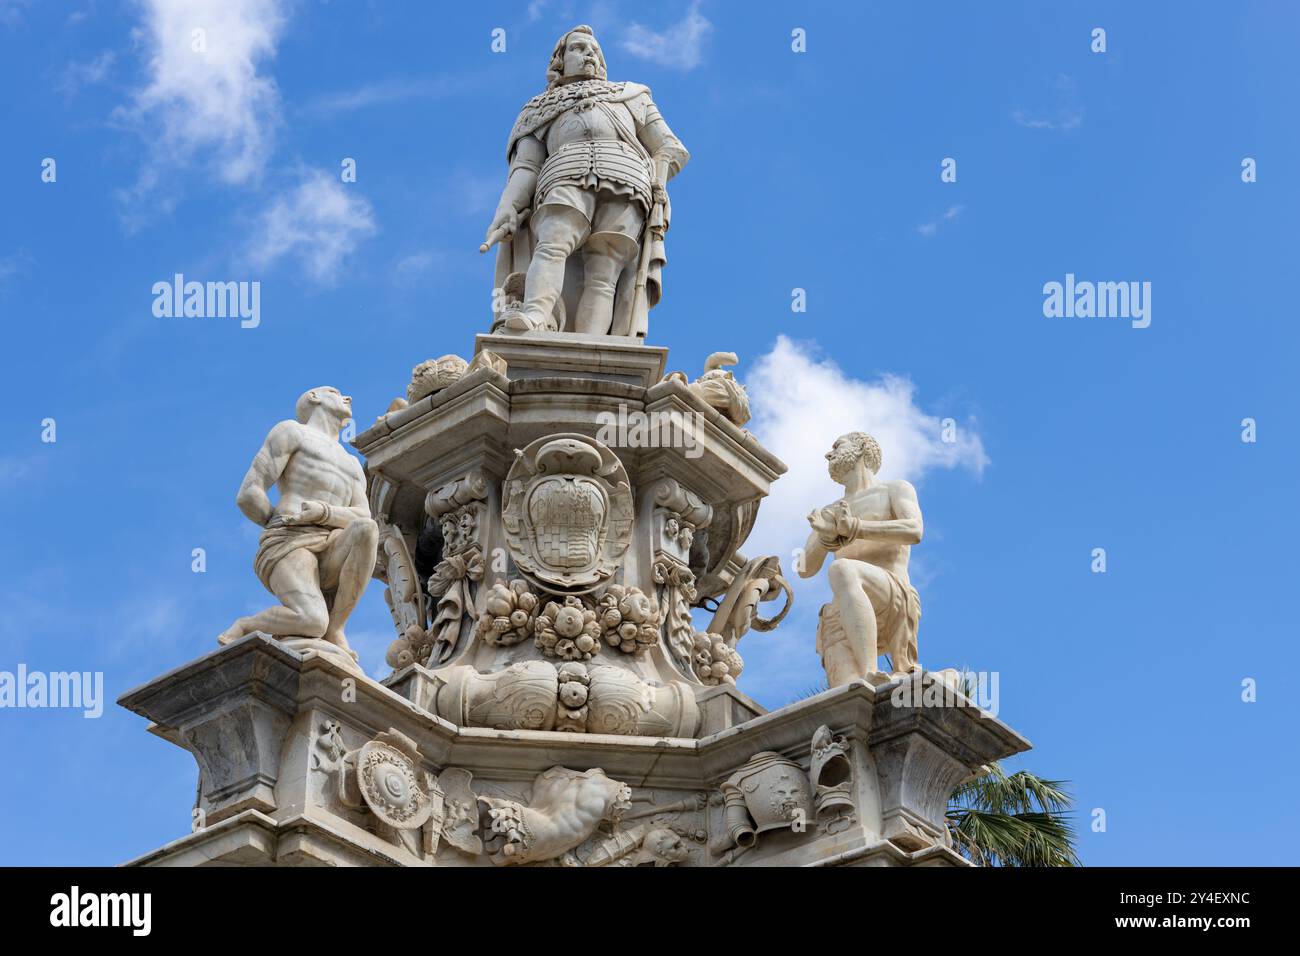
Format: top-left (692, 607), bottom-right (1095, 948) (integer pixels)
top-left (537, 139), bottom-right (652, 208)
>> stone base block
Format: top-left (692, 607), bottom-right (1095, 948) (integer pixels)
top-left (119, 635), bottom-right (1030, 867)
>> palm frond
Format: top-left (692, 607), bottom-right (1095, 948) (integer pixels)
top-left (787, 681), bottom-right (829, 704)
top-left (947, 761), bottom-right (1081, 867)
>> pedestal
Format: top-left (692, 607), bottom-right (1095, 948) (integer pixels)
top-left (118, 634), bottom-right (1030, 867)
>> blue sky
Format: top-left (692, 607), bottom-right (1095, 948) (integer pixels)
top-left (1, 0), bottom-right (1297, 866)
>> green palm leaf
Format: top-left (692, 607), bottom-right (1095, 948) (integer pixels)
top-left (948, 761), bottom-right (1081, 867)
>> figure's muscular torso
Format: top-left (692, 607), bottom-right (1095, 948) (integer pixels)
top-left (830, 482), bottom-right (912, 578)
top-left (273, 422), bottom-right (363, 518)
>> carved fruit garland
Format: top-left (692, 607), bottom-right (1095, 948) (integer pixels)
top-left (476, 579), bottom-right (539, 647)
top-left (473, 579), bottom-right (665, 662)
top-left (535, 596), bottom-right (601, 661)
top-left (596, 584), bottom-right (662, 656)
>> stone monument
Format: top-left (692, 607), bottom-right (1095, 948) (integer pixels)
top-left (119, 25), bottom-right (1030, 867)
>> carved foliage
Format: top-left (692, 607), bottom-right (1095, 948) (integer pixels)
top-left (653, 558), bottom-right (698, 676)
top-left (379, 522), bottom-right (429, 668)
top-left (595, 584), bottom-right (661, 657)
top-left (476, 578), bottom-right (540, 648)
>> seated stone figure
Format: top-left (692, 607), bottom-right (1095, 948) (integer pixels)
top-left (800, 432), bottom-right (923, 685)
top-left (217, 387), bottom-right (378, 668)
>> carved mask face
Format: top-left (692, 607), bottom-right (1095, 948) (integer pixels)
top-left (771, 771), bottom-right (804, 819)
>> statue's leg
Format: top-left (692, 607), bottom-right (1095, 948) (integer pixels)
top-left (821, 627), bottom-right (863, 687)
top-left (217, 548), bottom-right (328, 643)
top-left (575, 198), bottom-right (642, 334)
top-left (522, 203), bottom-right (589, 330)
top-left (317, 518), bottom-right (379, 650)
top-left (826, 558), bottom-right (891, 677)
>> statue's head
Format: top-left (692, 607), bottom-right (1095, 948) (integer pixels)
top-left (547, 25), bottom-right (607, 88)
top-left (826, 432), bottom-right (882, 485)
top-left (296, 386), bottom-right (352, 427)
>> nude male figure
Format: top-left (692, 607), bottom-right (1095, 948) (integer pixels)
top-left (217, 386), bottom-right (378, 658)
top-left (799, 432), bottom-right (924, 685)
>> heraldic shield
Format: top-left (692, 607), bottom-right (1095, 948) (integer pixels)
top-left (501, 434), bottom-right (634, 593)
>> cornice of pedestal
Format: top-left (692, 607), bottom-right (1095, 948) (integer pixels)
top-left (119, 636), bottom-right (1031, 867)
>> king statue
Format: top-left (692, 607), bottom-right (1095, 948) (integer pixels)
top-left (480, 24), bottom-right (690, 339)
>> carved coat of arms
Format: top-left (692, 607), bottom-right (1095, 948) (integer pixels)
top-left (502, 434), bottom-right (633, 592)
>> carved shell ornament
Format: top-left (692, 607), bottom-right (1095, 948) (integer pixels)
top-left (501, 434), bottom-right (634, 593)
top-left (358, 739), bottom-right (433, 830)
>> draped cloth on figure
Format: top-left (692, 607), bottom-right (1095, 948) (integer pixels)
top-left (254, 522), bottom-right (339, 593)
top-left (816, 568), bottom-right (921, 676)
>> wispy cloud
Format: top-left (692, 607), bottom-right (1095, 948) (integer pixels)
top-left (915, 204), bottom-right (964, 238)
top-left (0, 454), bottom-right (47, 485)
top-left (301, 74), bottom-right (475, 117)
top-left (742, 336), bottom-right (988, 562)
top-left (116, 0), bottom-right (288, 191)
top-left (56, 50), bottom-right (115, 98)
top-left (0, 0), bottom-right (31, 28)
top-left (621, 1), bottom-right (712, 71)
top-left (390, 250), bottom-right (447, 286)
top-left (718, 337), bottom-right (989, 706)
top-left (0, 248), bottom-right (34, 293)
top-left (1012, 73), bottom-right (1084, 132)
top-left (245, 169), bottom-right (378, 284)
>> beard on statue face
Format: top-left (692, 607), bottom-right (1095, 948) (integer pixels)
top-left (827, 451), bottom-right (857, 484)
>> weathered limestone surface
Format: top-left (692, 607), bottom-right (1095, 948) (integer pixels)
top-left (119, 22), bottom-right (1034, 869)
top-left (119, 634), bottom-right (1028, 867)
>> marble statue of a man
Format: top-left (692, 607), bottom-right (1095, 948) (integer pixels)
top-left (481, 24), bottom-right (689, 338)
top-left (800, 433), bottom-right (924, 685)
top-left (217, 387), bottom-right (378, 666)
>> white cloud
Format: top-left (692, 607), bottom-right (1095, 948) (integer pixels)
top-left (302, 74), bottom-right (474, 117)
top-left (391, 250), bottom-right (447, 286)
top-left (741, 336), bottom-right (989, 561)
top-left (724, 337), bottom-right (989, 705)
top-left (119, 0), bottom-right (288, 185)
top-left (621, 1), bottom-right (712, 71)
top-left (915, 204), bottom-right (963, 238)
top-left (1012, 74), bottom-right (1083, 132)
top-left (57, 50), bottom-right (115, 98)
top-left (0, 0), bottom-right (31, 28)
top-left (0, 248), bottom-right (34, 292)
top-left (245, 169), bottom-right (378, 284)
